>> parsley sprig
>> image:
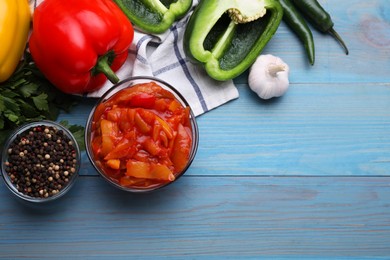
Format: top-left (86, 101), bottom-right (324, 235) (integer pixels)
top-left (0, 52), bottom-right (83, 147)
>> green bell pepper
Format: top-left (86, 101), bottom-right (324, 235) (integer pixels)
top-left (183, 0), bottom-right (283, 81)
top-left (113, 0), bottom-right (193, 34)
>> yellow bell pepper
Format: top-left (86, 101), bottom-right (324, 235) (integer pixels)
top-left (0, 0), bottom-right (31, 82)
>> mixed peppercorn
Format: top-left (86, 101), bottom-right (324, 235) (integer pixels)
top-left (4, 124), bottom-right (78, 199)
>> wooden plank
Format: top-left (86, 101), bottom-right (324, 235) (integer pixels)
top-left (0, 176), bottom-right (389, 258)
top-left (0, 1), bottom-right (388, 259)
top-left (194, 82), bottom-right (390, 177)
top-left (234, 0), bottom-right (390, 84)
top-left (56, 81), bottom-right (390, 177)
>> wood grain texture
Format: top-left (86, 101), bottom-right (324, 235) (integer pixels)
top-left (0, 176), bottom-right (390, 258)
top-left (1, 0), bottom-right (390, 258)
top-left (235, 0), bottom-right (390, 84)
top-left (194, 82), bottom-right (390, 177)
top-left (59, 81), bottom-right (390, 177)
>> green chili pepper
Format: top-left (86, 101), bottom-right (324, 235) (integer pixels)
top-left (113, 0), bottom-right (193, 34)
top-left (183, 0), bottom-right (283, 81)
top-left (290, 0), bottom-right (349, 55)
top-left (278, 0), bottom-right (315, 65)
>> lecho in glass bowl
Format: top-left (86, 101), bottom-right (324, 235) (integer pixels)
top-left (85, 76), bottom-right (199, 192)
top-left (1, 120), bottom-right (80, 203)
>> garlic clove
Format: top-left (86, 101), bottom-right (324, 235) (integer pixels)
top-left (248, 54), bottom-right (290, 100)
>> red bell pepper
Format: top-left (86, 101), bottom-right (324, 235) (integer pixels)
top-left (29, 0), bottom-right (134, 94)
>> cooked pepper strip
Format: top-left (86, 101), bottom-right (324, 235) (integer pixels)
top-left (278, 0), bottom-right (315, 65)
top-left (0, 0), bottom-right (31, 82)
top-left (184, 0), bottom-right (283, 81)
top-left (113, 0), bottom-right (193, 34)
top-left (290, 0), bottom-right (349, 55)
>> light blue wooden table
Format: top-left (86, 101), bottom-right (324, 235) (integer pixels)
top-left (1, 0), bottom-right (389, 258)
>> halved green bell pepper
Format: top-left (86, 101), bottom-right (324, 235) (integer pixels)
top-left (183, 0), bottom-right (283, 81)
top-left (113, 0), bottom-right (193, 34)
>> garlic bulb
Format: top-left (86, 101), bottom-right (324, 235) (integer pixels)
top-left (248, 54), bottom-right (290, 100)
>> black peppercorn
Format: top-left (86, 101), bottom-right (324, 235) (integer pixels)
top-left (3, 123), bottom-right (79, 200)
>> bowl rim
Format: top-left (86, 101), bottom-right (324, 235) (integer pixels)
top-left (85, 76), bottom-right (199, 193)
top-left (1, 120), bottom-right (81, 203)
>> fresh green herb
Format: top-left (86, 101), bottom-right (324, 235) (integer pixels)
top-left (0, 52), bottom-right (81, 147)
top-left (60, 120), bottom-right (86, 151)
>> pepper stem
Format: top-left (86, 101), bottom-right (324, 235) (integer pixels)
top-left (95, 55), bottom-right (120, 84)
top-left (328, 28), bottom-right (349, 55)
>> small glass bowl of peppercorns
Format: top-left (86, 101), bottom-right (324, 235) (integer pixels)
top-left (1, 120), bottom-right (80, 203)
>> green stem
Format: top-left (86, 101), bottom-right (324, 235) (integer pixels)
top-left (95, 55), bottom-right (119, 84)
top-left (328, 28), bottom-right (349, 55)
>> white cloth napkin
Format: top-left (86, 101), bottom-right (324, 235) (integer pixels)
top-left (29, 0), bottom-right (239, 116)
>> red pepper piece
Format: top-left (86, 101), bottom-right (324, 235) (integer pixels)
top-left (29, 0), bottom-right (134, 94)
top-left (127, 93), bottom-right (156, 108)
top-left (170, 123), bottom-right (192, 174)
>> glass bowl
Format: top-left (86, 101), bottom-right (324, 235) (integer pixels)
top-left (1, 120), bottom-right (80, 203)
top-left (85, 76), bottom-right (199, 193)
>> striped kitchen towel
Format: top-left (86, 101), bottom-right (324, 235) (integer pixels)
top-left (29, 0), bottom-right (239, 116)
